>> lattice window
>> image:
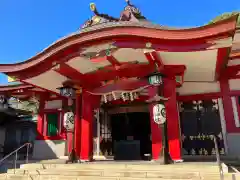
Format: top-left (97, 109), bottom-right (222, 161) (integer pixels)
top-left (99, 111), bottom-right (112, 156)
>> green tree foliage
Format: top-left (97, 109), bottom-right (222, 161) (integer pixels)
top-left (9, 97), bottom-right (40, 114)
top-left (208, 12), bottom-right (240, 26)
top-left (20, 99), bottom-right (39, 114)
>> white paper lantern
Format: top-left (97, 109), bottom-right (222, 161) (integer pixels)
top-left (63, 112), bottom-right (75, 131)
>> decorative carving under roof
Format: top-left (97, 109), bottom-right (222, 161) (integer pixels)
top-left (81, 0), bottom-right (146, 29)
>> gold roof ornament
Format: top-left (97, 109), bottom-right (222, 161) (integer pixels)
top-left (82, 2), bottom-right (118, 29)
top-left (90, 3), bottom-right (96, 12)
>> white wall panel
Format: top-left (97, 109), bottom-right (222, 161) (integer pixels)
top-left (177, 82), bottom-right (220, 95)
top-left (45, 100), bottom-right (62, 109)
top-left (229, 79), bottom-right (240, 91)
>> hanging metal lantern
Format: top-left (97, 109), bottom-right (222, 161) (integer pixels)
top-left (147, 72), bottom-right (163, 86)
top-left (57, 86), bottom-right (76, 98)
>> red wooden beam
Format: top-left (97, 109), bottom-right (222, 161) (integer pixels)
top-left (53, 63), bottom-right (100, 88)
top-left (53, 63), bottom-right (84, 81)
top-left (0, 85), bottom-right (33, 93)
top-left (162, 65), bottom-right (186, 76)
top-left (146, 51), bottom-right (186, 77)
top-left (84, 63), bottom-right (156, 83)
top-left (151, 51), bottom-right (164, 71)
top-left (91, 55), bottom-right (121, 67)
top-left (101, 62), bottom-right (138, 71)
top-left (113, 41), bottom-right (215, 52)
top-left (215, 47), bottom-right (231, 80)
top-left (10, 89), bottom-right (52, 101)
top-left (221, 64), bottom-right (240, 79)
top-left (90, 56), bottom-right (107, 63)
top-left (12, 90), bottom-right (39, 96)
top-left (106, 55), bottom-right (121, 66)
top-left (144, 52), bottom-right (155, 66)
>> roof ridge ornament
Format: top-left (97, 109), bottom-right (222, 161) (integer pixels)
top-left (81, 3), bottom-right (118, 29)
top-left (89, 3), bottom-right (119, 21)
top-left (81, 1), bottom-right (146, 29)
top-left (125, 0), bottom-right (140, 14)
top-left (120, 0), bottom-right (146, 21)
top-left (90, 3), bottom-right (97, 14)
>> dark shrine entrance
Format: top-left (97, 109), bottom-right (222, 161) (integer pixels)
top-left (110, 111), bottom-right (152, 160)
top-left (179, 99), bottom-right (225, 156)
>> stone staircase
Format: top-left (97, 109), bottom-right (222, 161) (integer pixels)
top-left (0, 160), bottom-right (239, 180)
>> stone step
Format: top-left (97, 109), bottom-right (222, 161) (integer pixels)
top-left (7, 169), bottom-right (201, 178)
top-left (0, 174), bottom-right (239, 180)
top-left (19, 162), bottom-right (220, 172)
top-left (4, 159), bottom-right (66, 164)
top-left (7, 169), bottom-right (235, 179)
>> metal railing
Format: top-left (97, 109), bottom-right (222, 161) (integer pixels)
top-left (0, 143), bottom-right (31, 174)
top-left (211, 135), bottom-right (224, 180)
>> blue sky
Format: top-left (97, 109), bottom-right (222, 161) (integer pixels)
top-left (0, 0), bottom-right (239, 84)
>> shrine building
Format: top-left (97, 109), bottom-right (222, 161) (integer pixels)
top-left (0, 1), bottom-right (240, 161)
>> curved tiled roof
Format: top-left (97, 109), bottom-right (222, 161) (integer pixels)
top-left (209, 12), bottom-right (240, 27)
top-left (0, 83), bottom-right (32, 92)
top-left (0, 11), bottom-right (237, 75)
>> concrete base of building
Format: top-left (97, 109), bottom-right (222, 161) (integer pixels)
top-left (32, 140), bottom-right (66, 160)
top-left (59, 155), bottom-right (109, 161)
top-left (226, 133), bottom-right (240, 156)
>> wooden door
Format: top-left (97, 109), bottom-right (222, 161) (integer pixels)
top-left (179, 99), bottom-right (225, 156)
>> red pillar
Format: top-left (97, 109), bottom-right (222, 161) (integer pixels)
top-left (75, 94), bottom-right (82, 158)
top-left (80, 91), bottom-right (100, 160)
top-left (148, 86), bottom-right (162, 160)
top-left (67, 132), bottom-right (73, 153)
top-left (164, 77), bottom-right (181, 160)
top-left (36, 95), bottom-right (46, 140)
top-left (220, 78), bottom-right (237, 133)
